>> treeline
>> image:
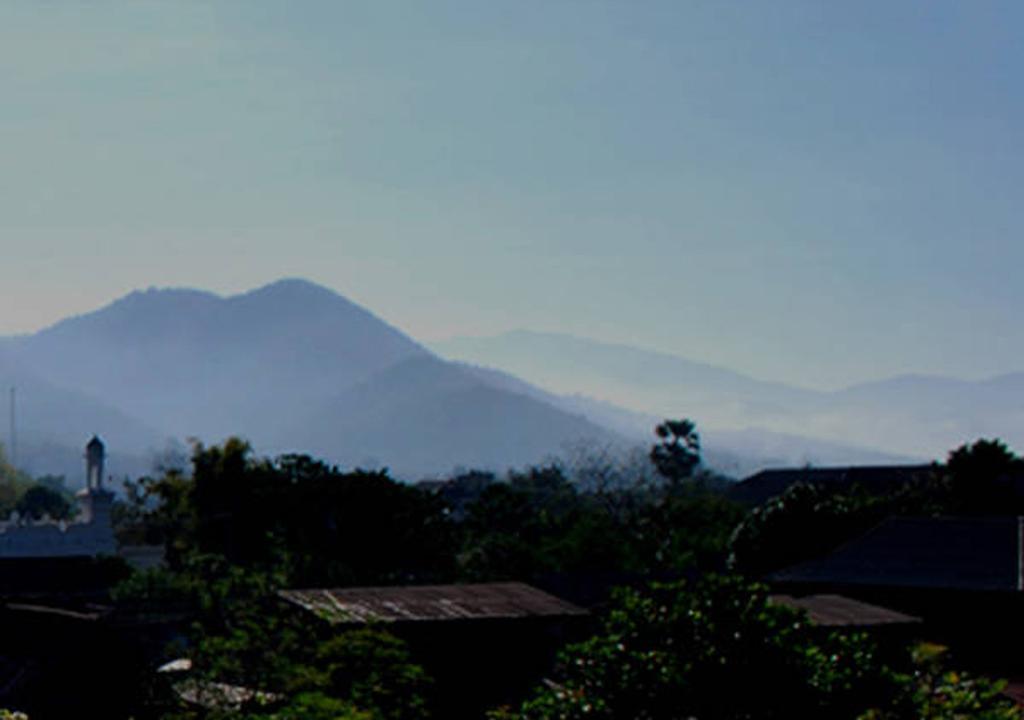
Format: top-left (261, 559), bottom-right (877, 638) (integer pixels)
top-left (109, 428), bottom-right (1024, 719)
top-left (0, 445), bottom-right (73, 521)
top-left (117, 425), bottom-right (743, 593)
top-left (731, 438), bottom-right (1024, 576)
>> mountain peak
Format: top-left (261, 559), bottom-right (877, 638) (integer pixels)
top-left (111, 285), bottom-right (221, 309)
top-left (246, 277), bottom-right (338, 299)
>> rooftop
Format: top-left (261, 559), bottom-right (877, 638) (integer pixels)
top-left (279, 582), bottom-right (587, 625)
top-left (769, 593), bottom-right (921, 628)
top-left (771, 516), bottom-right (1024, 593)
top-left (731, 464), bottom-right (934, 506)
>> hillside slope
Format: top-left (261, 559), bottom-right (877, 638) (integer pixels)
top-left (0, 281), bottom-right (622, 478)
top-left (432, 331), bottom-right (1024, 459)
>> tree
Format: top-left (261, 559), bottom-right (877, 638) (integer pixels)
top-left (121, 440), bottom-right (459, 586)
top-left (459, 467), bottom-right (582, 581)
top-left (115, 555), bottom-right (432, 720)
top-left (0, 444), bottom-right (36, 518)
top-left (493, 575), bottom-right (891, 719)
top-left (15, 485), bottom-right (73, 521)
top-left (493, 575), bottom-right (1022, 720)
top-left (728, 482), bottom-right (869, 577)
top-left (119, 466), bottom-right (197, 568)
top-left (306, 629), bottom-right (433, 720)
top-left (649, 419), bottom-right (701, 483)
top-left (945, 438), bottom-right (1024, 514)
top-left (729, 438), bottom-right (1024, 577)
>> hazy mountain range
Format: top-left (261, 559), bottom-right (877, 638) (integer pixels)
top-left (0, 279), bottom-right (1005, 486)
top-left (0, 280), bottom-right (617, 482)
top-left (431, 330), bottom-right (1024, 462)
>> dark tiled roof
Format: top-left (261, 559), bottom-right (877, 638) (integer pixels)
top-left (769, 594), bottom-right (921, 628)
top-left (771, 516), bottom-right (1024, 593)
top-left (279, 582), bottom-right (587, 625)
top-left (731, 464), bottom-right (934, 506)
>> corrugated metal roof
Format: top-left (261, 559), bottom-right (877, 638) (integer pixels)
top-left (769, 594), bottom-right (921, 628)
top-left (174, 679), bottom-right (279, 711)
top-left (771, 516), bottom-right (1023, 592)
top-left (279, 582), bottom-right (587, 625)
top-left (4, 602), bottom-right (107, 622)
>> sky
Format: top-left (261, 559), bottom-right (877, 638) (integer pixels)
top-left (0, 1), bottom-right (1021, 390)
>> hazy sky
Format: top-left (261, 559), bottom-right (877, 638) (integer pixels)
top-left (1, 1), bottom-right (1021, 389)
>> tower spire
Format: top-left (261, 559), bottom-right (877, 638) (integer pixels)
top-left (86, 436), bottom-right (105, 491)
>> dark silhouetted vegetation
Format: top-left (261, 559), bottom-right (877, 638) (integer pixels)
top-left (15, 484), bottom-right (74, 521)
top-left (491, 575), bottom-right (1021, 720)
top-left (0, 446), bottom-right (78, 522)
top-left (119, 423), bottom-right (745, 597)
top-left (108, 426), bottom-right (1024, 719)
top-left (730, 438), bottom-right (1024, 576)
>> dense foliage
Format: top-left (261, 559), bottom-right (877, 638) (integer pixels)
top-left (730, 438), bottom-right (1024, 575)
top-left (116, 554), bottom-right (432, 720)
top-left (109, 427), bottom-right (1024, 719)
top-left (122, 440), bottom-right (457, 586)
top-left (112, 422), bottom-right (749, 717)
top-left (0, 445), bottom-right (51, 518)
top-left (120, 429), bottom-right (744, 594)
top-left (493, 576), bottom-right (1021, 720)
top-left (457, 462), bottom-right (743, 585)
top-left (15, 483), bottom-right (73, 521)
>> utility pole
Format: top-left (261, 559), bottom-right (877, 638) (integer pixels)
top-left (8, 387), bottom-right (15, 469)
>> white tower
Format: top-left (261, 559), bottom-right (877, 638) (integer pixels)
top-left (86, 435), bottom-right (105, 491)
top-left (77, 435), bottom-right (113, 534)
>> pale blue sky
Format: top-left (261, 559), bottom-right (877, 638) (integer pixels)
top-left (1, 1), bottom-right (1021, 389)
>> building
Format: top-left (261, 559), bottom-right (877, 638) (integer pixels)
top-left (0, 436), bottom-right (116, 559)
top-left (769, 515), bottom-right (1024, 674)
top-left (729, 464), bottom-right (935, 506)
top-left (769, 515), bottom-right (1023, 594)
top-left (279, 581), bottom-right (588, 625)
top-left (769, 593), bottom-right (921, 631)
top-left (280, 582), bottom-right (589, 718)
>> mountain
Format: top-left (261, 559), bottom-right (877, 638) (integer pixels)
top-left (443, 360), bottom-right (916, 474)
top-left (0, 353), bottom-right (161, 481)
top-left (817, 372), bottom-right (1024, 457)
top-left (291, 355), bottom-right (618, 476)
top-left (698, 428), bottom-right (913, 477)
top-left (432, 330), bottom-right (821, 425)
top-left (10, 279), bottom-right (429, 444)
top-left (2, 280), bottom-right (980, 483)
top-left (431, 331), bottom-right (1024, 461)
top-left (0, 281), bottom-right (621, 480)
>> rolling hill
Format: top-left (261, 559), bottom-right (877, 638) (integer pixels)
top-left (1, 279), bottom-right (977, 484)
top-left (432, 331), bottom-right (1024, 460)
top-left (0, 281), bottom-right (621, 480)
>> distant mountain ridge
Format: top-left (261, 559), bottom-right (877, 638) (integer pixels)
top-left (431, 331), bottom-right (1024, 460)
top-left (449, 358), bottom-right (912, 475)
top-left (17, 279), bottom-right (430, 440)
top-left (291, 355), bottom-right (618, 473)
top-left (0, 280), bottom-right (620, 480)
top-left (0, 279), bottom-right (967, 484)
top-left (433, 330), bottom-right (819, 420)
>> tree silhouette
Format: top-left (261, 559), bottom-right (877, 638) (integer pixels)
top-left (650, 419), bottom-right (701, 483)
top-left (16, 485), bottom-right (73, 521)
top-left (946, 438), bottom-right (1024, 514)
